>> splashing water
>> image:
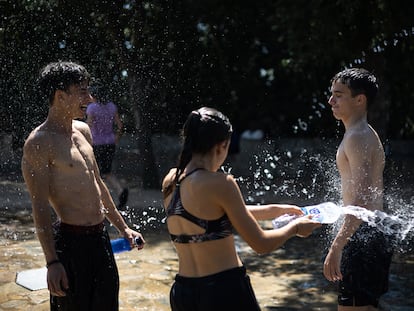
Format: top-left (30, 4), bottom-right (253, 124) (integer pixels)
top-left (272, 202), bottom-right (414, 251)
top-left (227, 139), bottom-right (341, 205)
top-left (224, 138), bottom-right (414, 253)
top-left (119, 204), bottom-right (166, 232)
top-left (342, 205), bottom-right (414, 244)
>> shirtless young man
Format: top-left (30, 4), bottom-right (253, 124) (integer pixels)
top-left (323, 68), bottom-right (393, 310)
top-left (21, 61), bottom-right (145, 310)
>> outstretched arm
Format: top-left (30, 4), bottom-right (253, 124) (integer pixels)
top-left (218, 175), bottom-right (320, 254)
top-left (246, 203), bottom-right (303, 221)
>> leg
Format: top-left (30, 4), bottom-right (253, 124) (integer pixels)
top-left (90, 231), bottom-right (119, 311)
top-left (104, 174), bottom-right (128, 209)
top-left (103, 173), bottom-right (123, 195)
top-left (339, 226), bottom-right (392, 311)
top-left (94, 144), bottom-right (128, 208)
top-left (51, 227), bottom-right (119, 311)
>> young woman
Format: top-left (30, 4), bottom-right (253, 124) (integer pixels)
top-left (86, 88), bottom-right (129, 209)
top-left (162, 107), bottom-right (321, 310)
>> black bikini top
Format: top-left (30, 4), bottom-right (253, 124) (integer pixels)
top-left (166, 168), bottom-right (233, 243)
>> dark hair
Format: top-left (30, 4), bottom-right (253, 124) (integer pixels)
top-left (38, 61), bottom-right (91, 105)
top-left (164, 107), bottom-right (232, 196)
top-left (331, 68), bottom-right (378, 107)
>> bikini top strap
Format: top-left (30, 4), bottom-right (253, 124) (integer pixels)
top-left (176, 167), bottom-right (205, 186)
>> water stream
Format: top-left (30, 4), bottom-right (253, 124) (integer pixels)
top-left (343, 205), bottom-right (414, 244)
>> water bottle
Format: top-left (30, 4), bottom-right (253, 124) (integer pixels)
top-left (111, 237), bottom-right (144, 254)
top-left (301, 202), bottom-right (341, 223)
top-left (272, 214), bottom-right (300, 229)
top-left (272, 202), bottom-right (341, 228)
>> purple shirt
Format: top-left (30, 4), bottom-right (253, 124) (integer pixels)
top-left (86, 102), bottom-right (118, 145)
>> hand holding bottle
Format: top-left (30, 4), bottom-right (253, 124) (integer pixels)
top-left (301, 202), bottom-right (341, 223)
top-left (272, 202), bottom-right (342, 229)
top-left (291, 215), bottom-right (322, 237)
top-left (111, 236), bottom-right (145, 254)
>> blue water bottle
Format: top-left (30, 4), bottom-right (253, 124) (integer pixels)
top-left (111, 237), bottom-right (143, 253)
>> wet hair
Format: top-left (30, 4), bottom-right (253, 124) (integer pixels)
top-left (331, 68), bottom-right (378, 107)
top-left (164, 107), bottom-right (233, 196)
top-left (38, 61), bottom-right (91, 105)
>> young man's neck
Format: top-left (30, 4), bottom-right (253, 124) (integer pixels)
top-left (342, 112), bottom-right (367, 131)
top-left (45, 110), bottom-right (74, 135)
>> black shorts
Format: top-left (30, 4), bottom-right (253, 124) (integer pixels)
top-left (338, 223), bottom-right (393, 307)
top-left (170, 266), bottom-right (261, 311)
top-left (93, 144), bottom-right (116, 175)
top-left (50, 222), bottom-right (119, 311)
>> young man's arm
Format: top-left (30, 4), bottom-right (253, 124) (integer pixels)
top-left (22, 135), bottom-right (69, 296)
top-left (76, 120), bottom-right (145, 247)
top-left (22, 137), bottom-right (57, 261)
top-left (323, 132), bottom-right (370, 281)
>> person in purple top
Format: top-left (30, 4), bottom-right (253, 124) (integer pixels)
top-left (86, 85), bottom-right (129, 209)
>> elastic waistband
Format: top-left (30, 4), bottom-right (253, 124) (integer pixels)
top-left (55, 221), bottom-right (105, 235)
top-left (175, 266), bottom-right (246, 284)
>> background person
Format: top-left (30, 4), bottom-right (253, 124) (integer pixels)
top-left (162, 107), bottom-right (321, 310)
top-left (21, 61), bottom-right (145, 310)
top-left (86, 84), bottom-right (129, 209)
top-left (323, 68), bottom-right (393, 310)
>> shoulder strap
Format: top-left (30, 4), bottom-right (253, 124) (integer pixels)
top-left (177, 167), bottom-right (204, 185)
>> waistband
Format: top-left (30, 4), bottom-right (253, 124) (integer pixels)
top-left (54, 221), bottom-right (105, 235)
top-left (175, 266), bottom-right (246, 284)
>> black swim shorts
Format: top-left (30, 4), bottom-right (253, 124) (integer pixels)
top-left (170, 266), bottom-right (261, 311)
top-left (50, 222), bottom-right (119, 311)
top-left (338, 223), bottom-right (393, 307)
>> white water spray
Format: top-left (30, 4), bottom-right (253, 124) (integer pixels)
top-left (342, 205), bottom-right (413, 241)
top-left (273, 202), bottom-right (414, 247)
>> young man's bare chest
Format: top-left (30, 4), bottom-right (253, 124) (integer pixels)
top-left (48, 132), bottom-right (96, 175)
top-left (46, 131), bottom-right (103, 218)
